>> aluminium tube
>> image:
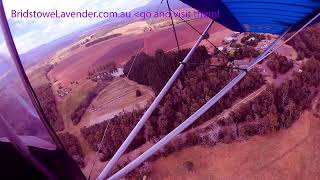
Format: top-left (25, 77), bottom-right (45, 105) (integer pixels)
top-left (97, 20), bottom-right (215, 179)
top-left (108, 28), bottom-right (289, 180)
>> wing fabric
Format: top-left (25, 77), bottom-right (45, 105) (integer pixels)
top-left (180, 0), bottom-right (320, 34)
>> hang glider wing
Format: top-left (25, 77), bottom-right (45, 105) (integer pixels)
top-left (180, 0), bottom-right (320, 34)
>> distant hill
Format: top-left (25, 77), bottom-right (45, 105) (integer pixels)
top-left (20, 32), bottom-right (83, 68)
top-left (18, 0), bottom-right (190, 69)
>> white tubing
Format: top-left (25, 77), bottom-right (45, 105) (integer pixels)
top-left (108, 28), bottom-right (289, 180)
top-left (97, 20), bottom-right (215, 180)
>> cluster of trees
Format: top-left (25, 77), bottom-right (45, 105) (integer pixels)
top-left (267, 53), bottom-right (294, 78)
top-left (123, 46), bottom-right (210, 94)
top-left (286, 25), bottom-right (320, 60)
top-left (71, 81), bottom-right (109, 124)
top-left (230, 45), bottom-right (260, 60)
top-left (80, 109), bottom-right (145, 161)
top-left (85, 33), bottom-right (122, 47)
top-left (214, 43), bottom-right (260, 61)
top-left (177, 57), bottom-right (320, 148)
top-left (275, 57), bottom-right (320, 127)
top-left (219, 56), bottom-right (320, 140)
top-left (241, 33), bottom-right (266, 47)
top-left (33, 65), bottom-right (64, 132)
top-left (58, 132), bottom-right (85, 168)
top-left (143, 66), bottom-right (265, 140)
top-left (35, 84), bottom-right (64, 131)
top-left (227, 88), bottom-right (278, 138)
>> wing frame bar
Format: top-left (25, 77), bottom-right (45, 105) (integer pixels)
top-left (107, 27), bottom-right (290, 180)
top-left (97, 20), bottom-right (215, 179)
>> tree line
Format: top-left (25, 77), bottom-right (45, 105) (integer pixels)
top-left (220, 56), bottom-right (320, 141)
top-left (58, 132), bottom-right (85, 168)
top-left (123, 46), bottom-right (211, 94)
top-left (70, 81), bottom-right (109, 125)
top-left (80, 109), bottom-right (146, 161)
top-left (32, 65), bottom-right (64, 132)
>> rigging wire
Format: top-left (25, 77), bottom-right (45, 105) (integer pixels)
top-left (88, 119), bottom-right (112, 180)
top-left (107, 26), bottom-right (293, 180)
top-left (90, 1), bottom-right (166, 178)
top-left (99, 7), bottom-right (320, 180)
top-left (127, 0), bottom-right (168, 78)
top-left (166, 0), bottom-right (182, 61)
top-left (156, 0), bottom-right (164, 12)
top-left (166, 2), bottom-right (240, 72)
top-left (126, 40), bottom-right (144, 78)
top-left (168, 8), bottom-right (231, 62)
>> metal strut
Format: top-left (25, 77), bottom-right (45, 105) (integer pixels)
top-left (100, 8), bottom-right (320, 180)
top-left (106, 27), bottom-right (290, 180)
top-left (97, 20), bottom-right (215, 179)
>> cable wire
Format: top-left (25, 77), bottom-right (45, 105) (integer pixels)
top-left (88, 119), bottom-right (112, 180)
top-left (108, 27), bottom-right (291, 180)
top-left (126, 41), bottom-right (144, 78)
top-left (167, 0), bottom-right (182, 61)
top-left (168, 8), bottom-right (231, 62)
top-left (166, 1), bottom-right (239, 72)
top-left (91, 1), bottom-right (166, 178)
